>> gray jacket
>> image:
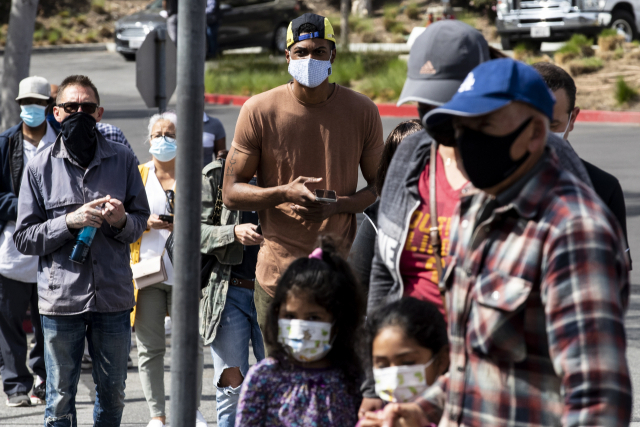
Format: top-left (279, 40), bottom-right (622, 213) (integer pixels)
top-left (13, 132), bottom-right (150, 315)
top-left (363, 129), bottom-right (592, 398)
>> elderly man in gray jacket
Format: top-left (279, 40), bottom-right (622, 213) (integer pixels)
top-left (13, 75), bottom-right (149, 427)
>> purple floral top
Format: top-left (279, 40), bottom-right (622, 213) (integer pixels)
top-left (236, 357), bottom-right (361, 426)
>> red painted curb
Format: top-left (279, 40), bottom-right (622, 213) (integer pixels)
top-left (204, 93), bottom-right (640, 124)
top-left (575, 110), bottom-right (640, 124)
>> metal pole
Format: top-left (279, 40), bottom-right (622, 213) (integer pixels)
top-left (156, 28), bottom-right (167, 113)
top-left (170, 0), bottom-right (205, 425)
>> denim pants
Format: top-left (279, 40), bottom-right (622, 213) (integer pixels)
top-left (41, 310), bottom-right (131, 427)
top-left (211, 285), bottom-right (265, 427)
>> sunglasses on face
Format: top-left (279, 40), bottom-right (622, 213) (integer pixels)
top-left (57, 102), bottom-right (99, 114)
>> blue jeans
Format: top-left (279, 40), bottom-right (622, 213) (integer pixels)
top-left (210, 285), bottom-right (265, 427)
top-left (41, 310), bottom-right (131, 427)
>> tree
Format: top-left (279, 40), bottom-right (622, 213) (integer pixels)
top-left (0, 0), bottom-right (40, 130)
top-left (340, 0), bottom-right (350, 50)
top-left (352, 0), bottom-right (373, 17)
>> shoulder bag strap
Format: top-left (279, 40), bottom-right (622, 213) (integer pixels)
top-left (429, 142), bottom-right (447, 318)
top-left (212, 159), bottom-right (226, 226)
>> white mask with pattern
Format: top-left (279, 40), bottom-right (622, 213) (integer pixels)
top-left (278, 319), bottom-right (333, 362)
top-left (288, 58), bottom-right (332, 88)
top-left (373, 358), bottom-right (436, 403)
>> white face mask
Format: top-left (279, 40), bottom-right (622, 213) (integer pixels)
top-left (373, 358), bottom-right (436, 403)
top-left (552, 112), bottom-right (572, 140)
top-left (288, 58), bottom-right (332, 88)
top-left (278, 318), bottom-right (333, 362)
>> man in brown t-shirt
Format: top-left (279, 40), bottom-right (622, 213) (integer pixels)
top-left (223, 13), bottom-right (383, 337)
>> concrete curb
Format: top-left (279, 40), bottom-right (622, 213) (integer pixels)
top-left (204, 93), bottom-right (640, 124)
top-left (0, 43), bottom-right (110, 56)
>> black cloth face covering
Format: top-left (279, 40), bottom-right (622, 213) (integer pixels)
top-left (61, 112), bottom-right (97, 168)
top-left (456, 117), bottom-right (533, 189)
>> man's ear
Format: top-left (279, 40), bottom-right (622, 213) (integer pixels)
top-left (528, 116), bottom-right (547, 153)
top-left (330, 48), bottom-right (336, 64)
top-left (568, 107), bottom-right (580, 133)
top-left (285, 49), bottom-right (290, 64)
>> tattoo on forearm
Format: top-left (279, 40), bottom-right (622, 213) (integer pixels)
top-left (225, 149), bottom-right (238, 176)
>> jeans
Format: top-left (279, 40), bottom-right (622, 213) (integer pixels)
top-left (0, 274), bottom-right (45, 396)
top-left (211, 285), bottom-right (265, 427)
top-left (41, 310), bottom-right (131, 427)
top-left (135, 283), bottom-right (204, 417)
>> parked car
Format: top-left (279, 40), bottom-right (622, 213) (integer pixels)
top-left (115, 0), bottom-right (304, 60)
top-left (495, 0), bottom-right (640, 50)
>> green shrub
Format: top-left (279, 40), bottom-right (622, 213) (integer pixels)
top-left (75, 15), bottom-right (88, 26)
top-left (47, 29), bottom-right (61, 44)
top-left (33, 29), bottom-right (45, 42)
top-left (383, 4), bottom-right (399, 31)
top-left (406, 3), bottom-right (420, 20)
top-left (355, 58), bottom-right (407, 102)
top-left (84, 30), bottom-right (99, 43)
top-left (567, 57), bottom-right (603, 75)
top-left (349, 15), bottom-right (374, 34)
top-left (567, 33), bottom-right (593, 48)
top-left (599, 28), bottom-right (619, 37)
top-left (632, 40), bottom-right (640, 47)
top-left (59, 10), bottom-right (71, 18)
top-left (455, 10), bottom-right (480, 27)
top-left (91, 0), bottom-right (107, 14)
top-left (614, 76), bottom-right (639, 105)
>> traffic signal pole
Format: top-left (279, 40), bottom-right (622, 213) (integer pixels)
top-left (170, 0), bottom-right (206, 425)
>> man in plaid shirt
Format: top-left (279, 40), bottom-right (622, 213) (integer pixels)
top-left (377, 59), bottom-right (631, 427)
top-left (96, 122), bottom-right (139, 164)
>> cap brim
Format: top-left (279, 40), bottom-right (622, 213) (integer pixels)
top-left (16, 93), bottom-right (50, 101)
top-left (424, 96), bottom-right (511, 127)
top-left (397, 77), bottom-right (464, 107)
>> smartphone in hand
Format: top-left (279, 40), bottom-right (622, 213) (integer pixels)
top-left (159, 214), bottom-right (174, 223)
top-left (314, 189), bottom-right (337, 203)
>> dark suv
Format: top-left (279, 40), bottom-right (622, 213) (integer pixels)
top-left (115, 0), bottom-right (304, 59)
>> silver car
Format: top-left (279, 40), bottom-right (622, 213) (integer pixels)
top-left (496, 0), bottom-right (639, 49)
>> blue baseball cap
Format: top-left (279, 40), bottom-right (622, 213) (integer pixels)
top-left (424, 58), bottom-right (555, 127)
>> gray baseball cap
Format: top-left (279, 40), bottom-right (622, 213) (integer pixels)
top-left (397, 20), bottom-right (490, 107)
top-left (16, 76), bottom-right (51, 101)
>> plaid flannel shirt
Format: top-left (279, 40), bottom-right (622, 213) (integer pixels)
top-left (417, 152), bottom-right (631, 427)
top-left (96, 122), bottom-right (139, 164)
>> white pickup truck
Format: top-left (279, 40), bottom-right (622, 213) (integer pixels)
top-left (495, 0), bottom-right (639, 49)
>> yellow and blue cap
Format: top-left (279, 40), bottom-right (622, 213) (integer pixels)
top-left (286, 13), bottom-right (336, 49)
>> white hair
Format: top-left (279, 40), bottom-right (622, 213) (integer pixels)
top-left (147, 111), bottom-right (177, 138)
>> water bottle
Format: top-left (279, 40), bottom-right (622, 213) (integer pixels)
top-left (69, 226), bottom-right (97, 264)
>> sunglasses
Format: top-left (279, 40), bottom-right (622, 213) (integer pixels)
top-left (165, 190), bottom-right (175, 214)
top-left (57, 102), bottom-right (99, 114)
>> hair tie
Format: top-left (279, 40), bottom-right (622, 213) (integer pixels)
top-left (309, 248), bottom-right (323, 260)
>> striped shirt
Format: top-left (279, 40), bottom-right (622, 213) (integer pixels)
top-left (417, 151), bottom-right (631, 427)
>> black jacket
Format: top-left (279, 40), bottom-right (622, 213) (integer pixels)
top-left (582, 159), bottom-right (631, 268)
top-left (0, 122), bottom-right (25, 234)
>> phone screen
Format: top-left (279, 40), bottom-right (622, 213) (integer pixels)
top-left (315, 189), bottom-right (337, 202)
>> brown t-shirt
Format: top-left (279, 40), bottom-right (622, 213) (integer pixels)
top-left (232, 83), bottom-right (384, 296)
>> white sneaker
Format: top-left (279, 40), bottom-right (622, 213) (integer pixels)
top-left (164, 316), bottom-right (172, 336)
top-left (195, 409), bottom-right (208, 427)
top-left (146, 419), bottom-right (165, 427)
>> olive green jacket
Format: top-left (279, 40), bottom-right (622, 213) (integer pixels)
top-left (199, 160), bottom-right (243, 345)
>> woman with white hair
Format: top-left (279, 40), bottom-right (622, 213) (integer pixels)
top-left (130, 112), bottom-right (207, 427)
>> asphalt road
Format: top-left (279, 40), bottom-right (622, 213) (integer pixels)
top-left (1, 50), bottom-right (639, 426)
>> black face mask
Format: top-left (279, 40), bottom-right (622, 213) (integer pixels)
top-left (457, 117), bottom-right (533, 189)
top-left (61, 112), bottom-right (97, 168)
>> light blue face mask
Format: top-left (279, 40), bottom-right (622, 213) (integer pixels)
top-left (20, 104), bottom-right (47, 128)
top-left (149, 136), bottom-right (177, 162)
top-left (288, 58), bottom-right (332, 88)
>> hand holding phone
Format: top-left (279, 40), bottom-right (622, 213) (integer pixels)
top-left (314, 189), bottom-right (337, 203)
top-left (158, 214), bottom-right (174, 223)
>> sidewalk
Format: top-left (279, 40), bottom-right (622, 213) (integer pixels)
top-left (0, 331), bottom-right (233, 426)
